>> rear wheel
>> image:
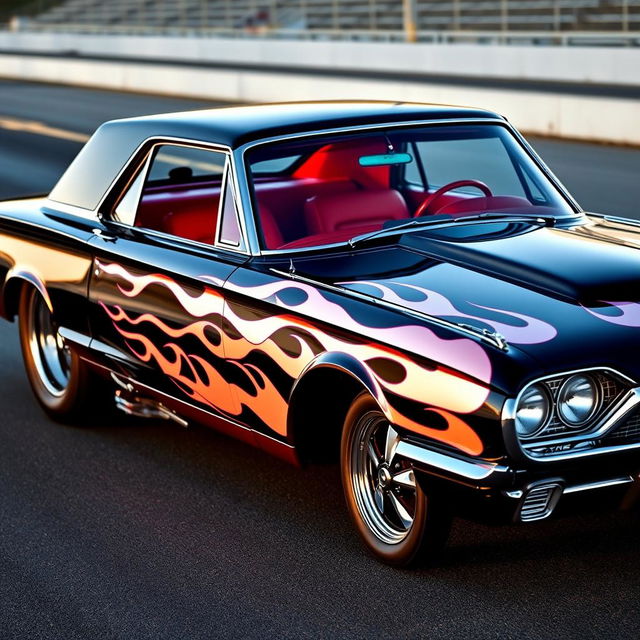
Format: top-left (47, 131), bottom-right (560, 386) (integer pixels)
top-left (18, 286), bottom-right (96, 421)
top-left (341, 393), bottom-right (451, 566)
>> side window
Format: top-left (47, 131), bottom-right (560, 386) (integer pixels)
top-left (217, 164), bottom-right (245, 251)
top-left (112, 144), bottom-right (230, 247)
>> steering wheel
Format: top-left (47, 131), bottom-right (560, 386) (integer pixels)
top-left (414, 179), bottom-right (493, 217)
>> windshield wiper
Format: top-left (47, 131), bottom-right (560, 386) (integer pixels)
top-left (347, 212), bottom-right (555, 249)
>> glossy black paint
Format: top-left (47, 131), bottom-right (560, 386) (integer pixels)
top-left (2, 103), bottom-right (640, 527)
top-left (50, 101), bottom-right (500, 210)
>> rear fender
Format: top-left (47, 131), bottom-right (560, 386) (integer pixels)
top-left (1, 269), bottom-right (52, 319)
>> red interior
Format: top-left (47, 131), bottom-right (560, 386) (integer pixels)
top-left (305, 189), bottom-right (409, 235)
top-left (136, 182), bottom-right (222, 244)
top-left (130, 140), bottom-right (539, 251)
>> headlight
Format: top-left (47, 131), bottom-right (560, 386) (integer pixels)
top-left (558, 374), bottom-right (599, 427)
top-left (515, 384), bottom-right (550, 437)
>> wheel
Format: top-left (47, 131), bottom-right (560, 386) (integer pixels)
top-left (18, 286), bottom-right (95, 421)
top-left (341, 393), bottom-right (451, 567)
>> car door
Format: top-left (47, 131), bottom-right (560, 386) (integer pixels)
top-left (88, 140), bottom-right (250, 424)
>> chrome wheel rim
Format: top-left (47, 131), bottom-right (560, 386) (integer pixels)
top-left (351, 411), bottom-right (417, 545)
top-left (27, 294), bottom-right (71, 397)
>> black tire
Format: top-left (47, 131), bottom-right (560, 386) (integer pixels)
top-left (18, 285), bottom-right (97, 422)
top-left (340, 392), bottom-right (451, 567)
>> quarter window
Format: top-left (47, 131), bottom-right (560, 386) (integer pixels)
top-left (217, 168), bottom-right (245, 250)
top-left (111, 144), bottom-right (240, 248)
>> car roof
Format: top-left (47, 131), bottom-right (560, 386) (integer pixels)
top-left (111, 100), bottom-right (503, 148)
top-left (49, 101), bottom-right (503, 211)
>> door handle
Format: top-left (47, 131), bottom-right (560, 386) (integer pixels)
top-left (92, 228), bottom-right (117, 242)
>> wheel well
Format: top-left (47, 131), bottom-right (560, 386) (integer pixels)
top-left (288, 367), bottom-right (368, 465)
top-left (1, 277), bottom-right (24, 321)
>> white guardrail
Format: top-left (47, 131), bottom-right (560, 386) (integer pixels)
top-left (0, 31), bottom-right (639, 145)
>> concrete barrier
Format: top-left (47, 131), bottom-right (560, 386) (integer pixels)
top-left (1, 31), bottom-right (640, 86)
top-left (0, 32), bottom-right (638, 145)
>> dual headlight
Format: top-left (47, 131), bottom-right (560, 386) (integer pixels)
top-left (515, 374), bottom-right (600, 438)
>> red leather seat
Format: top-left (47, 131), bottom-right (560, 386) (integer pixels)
top-left (137, 185), bottom-right (221, 244)
top-left (304, 189), bottom-right (409, 236)
top-left (258, 203), bottom-right (284, 249)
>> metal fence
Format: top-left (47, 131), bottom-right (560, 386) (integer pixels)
top-left (5, 0), bottom-right (640, 45)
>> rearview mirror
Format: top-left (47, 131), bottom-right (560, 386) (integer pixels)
top-left (358, 153), bottom-right (413, 167)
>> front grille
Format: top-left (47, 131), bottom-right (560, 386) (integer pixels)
top-left (604, 412), bottom-right (640, 444)
top-left (519, 484), bottom-right (562, 522)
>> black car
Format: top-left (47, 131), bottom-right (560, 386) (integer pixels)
top-left (1, 101), bottom-right (639, 566)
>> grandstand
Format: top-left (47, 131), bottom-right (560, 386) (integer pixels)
top-left (5, 1), bottom-right (640, 38)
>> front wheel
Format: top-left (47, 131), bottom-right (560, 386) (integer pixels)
top-left (18, 286), bottom-right (96, 421)
top-left (341, 393), bottom-right (451, 567)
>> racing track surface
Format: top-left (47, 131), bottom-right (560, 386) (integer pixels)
top-left (1, 80), bottom-right (640, 639)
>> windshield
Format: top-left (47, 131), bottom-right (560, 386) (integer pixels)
top-left (247, 123), bottom-right (576, 251)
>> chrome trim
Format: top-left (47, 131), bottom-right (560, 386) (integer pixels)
top-left (564, 476), bottom-right (634, 495)
top-left (238, 117), bottom-right (581, 256)
top-left (502, 367), bottom-right (640, 462)
top-left (350, 414), bottom-right (415, 544)
top-left (91, 136), bottom-right (252, 256)
top-left (587, 212), bottom-right (640, 229)
top-left (507, 122), bottom-right (582, 214)
top-left (57, 327), bottom-right (91, 349)
top-left (269, 268), bottom-right (507, 351)
top-left (523, 440), bottom-right (640, 463)
top-left (109, 149), bottom-right (153, 225)
top-left (114, 389), bottom-right (189, 428)
top-left (26, 292), bottom-right (71, 398)
top-left (517, 482), bottom-right (563, 522)
top-left (214, 159), bottom-right (247, 252)
top-left (395, 440), bottom-right (508, 483)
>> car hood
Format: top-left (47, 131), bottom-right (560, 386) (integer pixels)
top-left (288, 215), bottom-right (640, 387)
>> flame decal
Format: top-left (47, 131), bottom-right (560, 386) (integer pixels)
top-left (220, 277), bottom-right (493, 384)
top-left (338, 280), bottom-right (557, 345)
top-left (100, 264), bottom-right (489, 455)
top-left (98, 261), bottom-right (225, 317)
top-left (583, 301), bottom-right (640, 327)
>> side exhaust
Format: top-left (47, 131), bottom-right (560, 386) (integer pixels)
top-left (114, 389), bottom-right (188, 428)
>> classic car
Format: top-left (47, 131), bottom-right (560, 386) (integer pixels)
top-left (1, 100), bottom-right (639, 566)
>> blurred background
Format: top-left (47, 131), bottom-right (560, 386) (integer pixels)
top-left (1, 5), bottom-right (640, 640)
top-left (3, 0), bottom-right (640, 41)
top-left (0, 1), bottom-right (639, 213)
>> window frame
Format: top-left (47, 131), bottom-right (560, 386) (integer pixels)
top-left (101, 137), bottom-right (251, 256)
top-left (241, 118), bottom-right (582, 256)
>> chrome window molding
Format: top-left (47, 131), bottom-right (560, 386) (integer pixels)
top-left (215, 158), bottom-right (247, 252)
top-left (502, 366), bottom-right (640, 462)
top-left (237, 117), bottom-right (583, 256)
top-left (91, 136), bottom-right (252, 257)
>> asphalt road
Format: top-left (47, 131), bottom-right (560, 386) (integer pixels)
top-left (1, 80), bottom-right (640, 639)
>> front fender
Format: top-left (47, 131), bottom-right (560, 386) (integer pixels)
top-left (290, 350), bottom-right (391, 419)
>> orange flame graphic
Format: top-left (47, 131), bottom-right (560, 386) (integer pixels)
top-left (99, 264), bottom-right (488, 455)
